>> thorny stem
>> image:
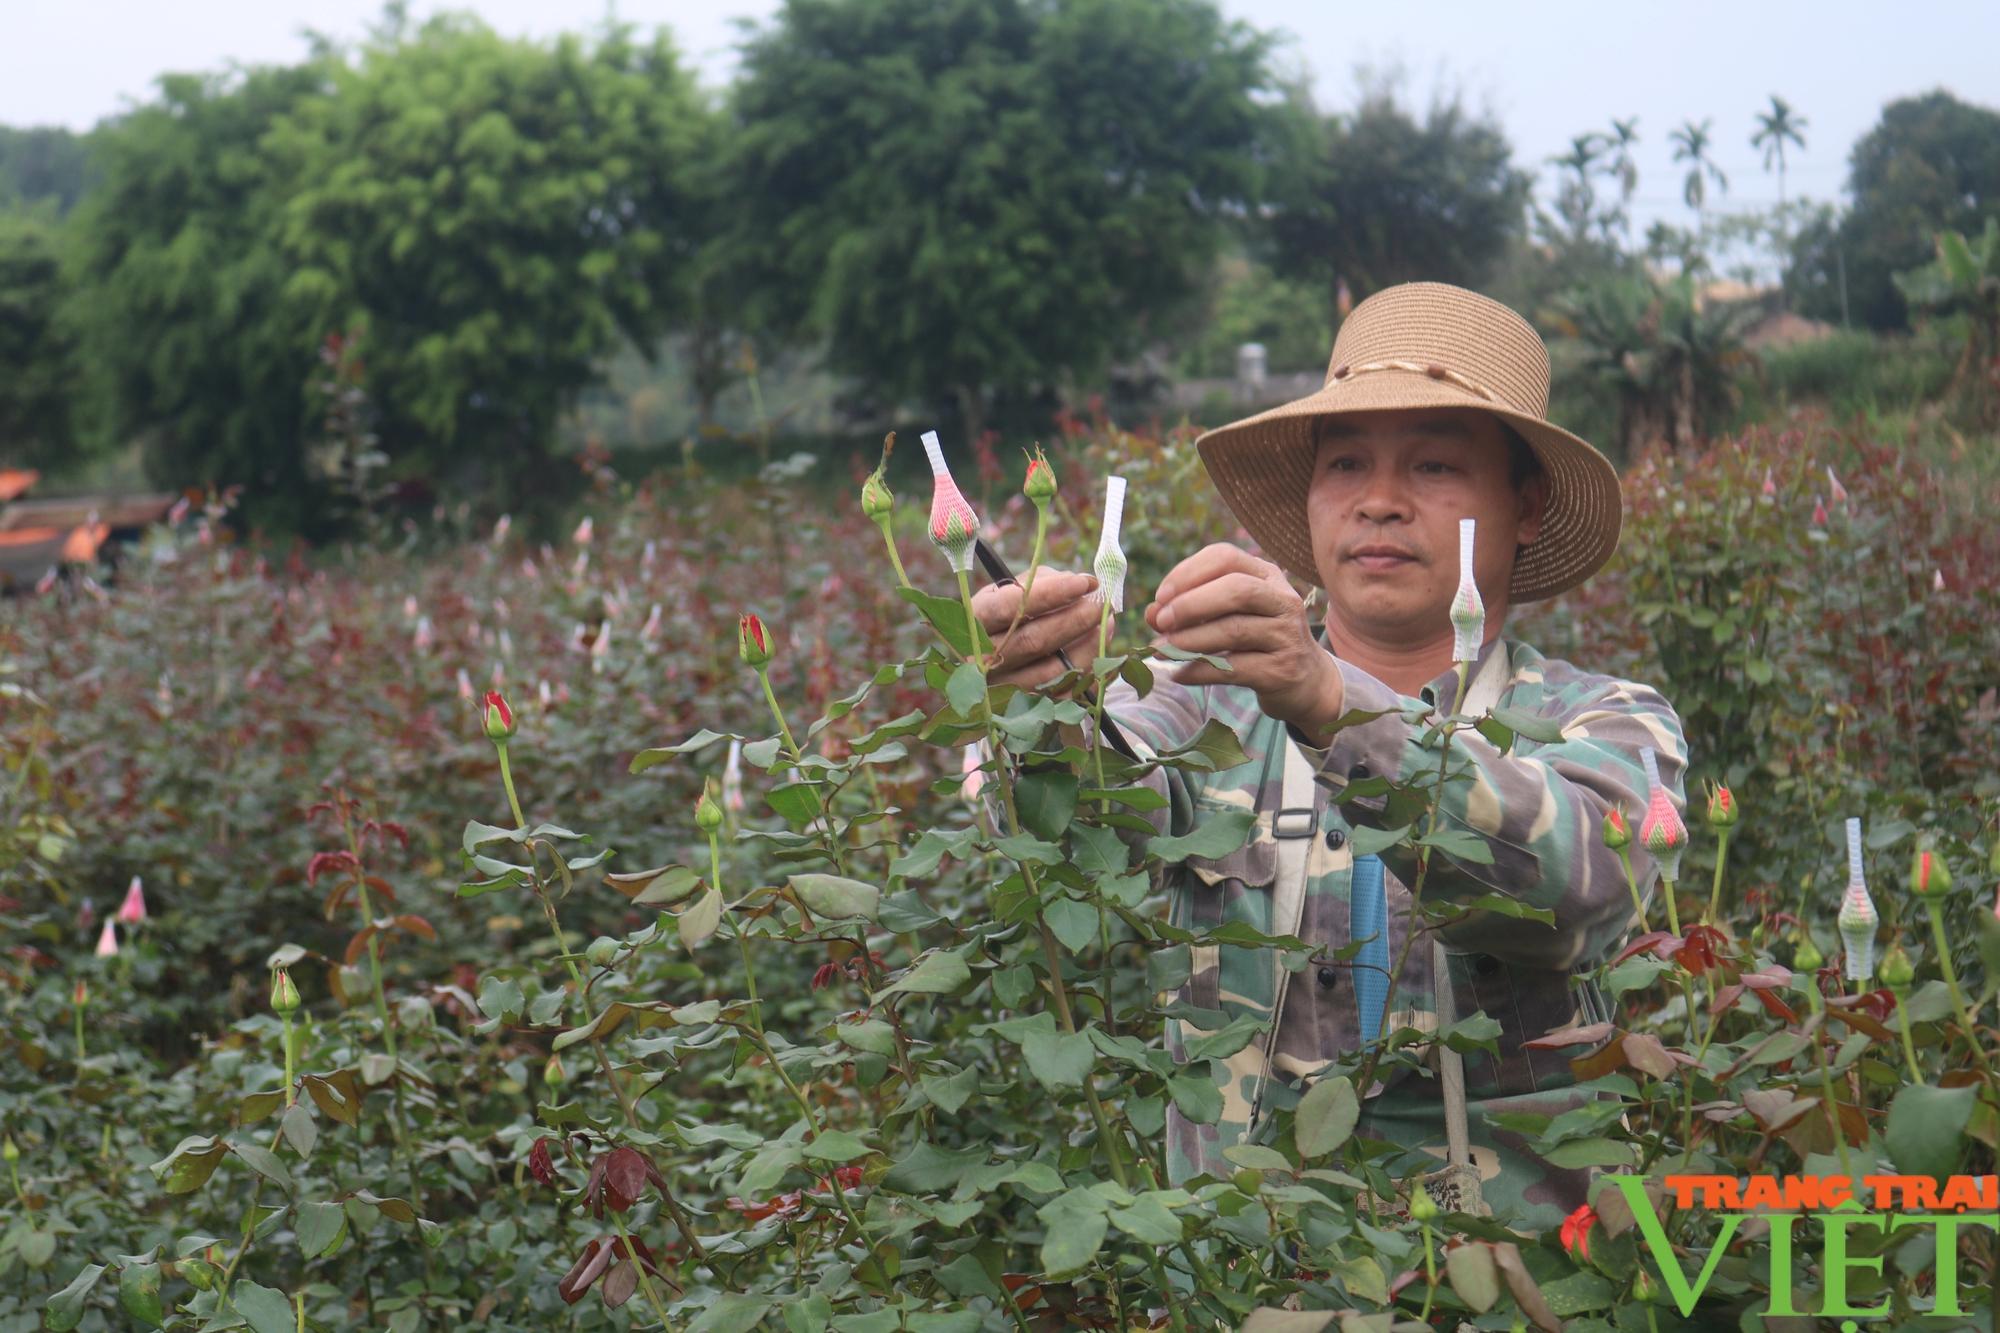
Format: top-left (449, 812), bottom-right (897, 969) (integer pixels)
top-left (1660, 872), bottom-right (1683, 937)
top-left (1418, 1218), bottom-right (1438, 1322)
top-left (955, 567), bottom-right (1133, 1188)
top-left (1706, 829), bottom-right (1731, 925)
top-left (1926, 905), bottom-right (1996, 1081)
top-left (608, 1204), bottom-right (677, 1331)
top-left (282, 1012), bottom-right (297, 1109)
top-left (1891, 989), bottom-right (1925, 1083)
top-left (1616, 844), bottom-right (1652, 933)
top-left (1804, 982), bottom-right (1855, 1178)
top-left (872, 519), bottom-right (912, 591)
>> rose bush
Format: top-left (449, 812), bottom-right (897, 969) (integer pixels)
top-left (2, 416), bottom-right (1998, 1329)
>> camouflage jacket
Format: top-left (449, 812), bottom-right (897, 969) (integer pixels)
top-left (1107, 634), bottom-right (1688, 1228)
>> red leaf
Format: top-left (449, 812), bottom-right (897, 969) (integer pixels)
top-left (393, 914), bottom-right (437, 942)
top-left (1523, 1022), bottom-right (1616, 1050)
top-left (1613, 931), bottom-right (1680, 965)
top-left (558, 1238), bottom-right (612, 1304)
top-left (603, 1147), bottom-right (651, 1213)
top-left (305, 850), bottom-right (359, 887)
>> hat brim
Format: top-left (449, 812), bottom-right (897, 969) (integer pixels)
top-left (1195, 369), bottom-right (1622, 603)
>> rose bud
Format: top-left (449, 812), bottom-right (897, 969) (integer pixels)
top-left (528, 1136), bottom-right (559, 1186)
top-left (1879, 942), bottom-right (1916, 993)
top-left (1602, 807), bottom-right (1632, 851)
top-left (1637, 748), bottom-right (1687, 882)
top-left (1408, 1185), bottom-right (1438, 1222)
top-left (1838, 817), bottom-right (1879, 982)
top-left (1908, 846), bottom-right (1952, 899)
top-left (921, 431), bottom-right (980, 574)
top-left (1704, 781), bottom-right (1738, 832)
top-left (1450, 517), bottom-right (1484, 665)
top-left (738, 613), bottom-right (772, 669)
top-left (270, 967), bottom-right (302, 1015)
top-left (1793, 934), bottom-right (1824, 973)
top-left (695, 781), bottom-right (724, 834)
top-left (483, 690), bottom-right (517, 742)
top-left (95, 919), bottom-right (119, 959)
top-left (722, 739), bottom-right (746, 814)
top-left (116, 875), bottom-right (148, 926)
top-left (1560, 1203), bottom-right (1596, 1263)
top-left (1810, 495), bottom-right (1829, 527)
top-left (585, 937), bottom-right (620, 968)
top-left (1760, 467), bottom-right (1777, 498)
top-left (73, 978), bottom-right (87, 1007)
top-left (573, 516), bottom-right (594, 546)
top-left (1023, 447), bottom-right (1057, 506)
top-left (1826, 466), bottom-right (1848, 505)
top-left (544, 1052), bottom-right (568, 1087)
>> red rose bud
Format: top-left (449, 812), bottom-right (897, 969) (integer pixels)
top-left (695, 781), bottom-right (724, 834)
top-left (810, 961), bottom-right (840, 991)
top-left (1704, 781), bottom-right (1738, 832)
top-left (1602, 807), bottom-right (1631, 850)
top-left (1560, 1203), bottom-right (1596, 1262)
top-left (1637, 748), bottom-right (1687, 880)
top-left (1760, 467), bottom-right (1777, 498)
top-left (738, 613), bottom-right (772, 668)
top-left (1908, 847), bottom-right (1952, 899)
top-left (270, 967), bottom-right (302, 1015)
top-left (1811, 495), bottom-right (1829, 527)
top-left (528, 1136), bottom-right (559, 1186)
top-left (1826, 466), bottom-right (1848, 505)
top-left (73, 978), bottom-right (87, 1007)
top-left (483, 690), bottom-right (517, 741)
top-left (117, 875), bottom-right (148, 925)
top-left (1023, 447), bottom-right (1057, 506)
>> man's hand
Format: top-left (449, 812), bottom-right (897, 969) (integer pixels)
top-left (1145, 543), bottom-right (1345, 743)
top-left (969, 568), bottom-right (1103, 689)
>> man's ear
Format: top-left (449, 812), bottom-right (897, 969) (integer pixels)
top-left (1515, 472), bottom-right (1549, 548)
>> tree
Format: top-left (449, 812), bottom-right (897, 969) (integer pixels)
top-left (726, 0), bottom-right (1277, 442)
top-left (1602, 117), bottom-right (1641, 240)
top-left (1669, 119), bottom-right (1727, 229)
top-left (0, 126), bottom-right (96, 214)
top-left (66, 19), bottom-right (709, 534)
top-left (1750, 95), bottom-right (1808, 213)
top-left (1894, 218), bottom-right (2000, 422)
top-left (1547, 134), bottom-right (1606, 247)
top-left (0, 213), bottom-right (77, 466)
top-left (1265, 81), bottom-right (1530, 322)
top-left (1787, 91), bottom-right (2000, 330)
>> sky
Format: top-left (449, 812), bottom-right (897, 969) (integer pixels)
top-left (6, 0), bottom-right (1998, 239)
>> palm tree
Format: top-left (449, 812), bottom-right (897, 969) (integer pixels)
top-left (1550, 134), bottom-right (1605, 244)
top-left (1669, 119), bottom-right (1728, 231)
top-left (1894, 218), bottom-right (2000, 422)
top-left (1750, 95), bottom-right (1809, 213)
top-left (1603, 117), bottom-right (1641, 239)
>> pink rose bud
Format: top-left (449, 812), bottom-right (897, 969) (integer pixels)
top-left (1810, 496), bottom-right (1829, 527)
top-left (1637, 747), bottom-right (1686, 882)
top-left (1837, 816), bottom-right (1878, 982)
top-left (573, 516), bottom-right (594, 546)
top-left (591, 619), bottom-right (613, 669)
top-left (723, 739), bottom-right (746, 813)
top-left (1933, 569), bottom-right (1946, 593)
top-left (168, 496), bottom-right (191, 526)
top-left (117, 876), bottom-right (147, 926)
top-left (1704, 781), bottom-right (1738, 832)
top-left (738, 613), bottom-right (772, 668)
top-left (492, 514), bottom-right (511, 544)
top-left (1094, 475), bottom-right (1129, 612)
top-left (456, 668), bottom-right (474, 700)
top-left (95, 919), bottom-right (119, 958)
top-left (1760, 468), bottom-right (1777, 498)
top-left (403, 595), bottom-right (419, 620)
top-left (1449, 517), bottom-right (1484, 664)
top-left (74, 979), bottom-right (87, 1007)
top-left (1602, 807), bottom-right (1631, 850)
top-left (960, 742), bottom-right (987, 803)
top-left (1825, 467), bottom-right (1848, 505)
top-left (921, 431), bottom-right (979, 574)
top-left (641, 604), bottom-right (663, 641)
top-left (483, 690), bottom-right (517, 742)
top-left (413, 616), bottom-right (433, 653)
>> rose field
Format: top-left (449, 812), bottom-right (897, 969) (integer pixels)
top-left (2, 410), bottom-right (1998, 1332)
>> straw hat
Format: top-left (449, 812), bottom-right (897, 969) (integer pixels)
top-left (1196, 281), bottom-right (1621, 603)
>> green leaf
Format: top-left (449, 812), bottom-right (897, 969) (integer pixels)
top-left (992, 964), bottom-right (1036, 1008)
top-left (279, 1102), bottom-right (317, 1159)
top-left (151, 1135), bottom-right (227, 1194)
top-left (1486, 707), bottom-right (1565, 743)
top-left (1069, 823), bottom-right (1131, 877)
top-left (1156, 718), bottom-right (1251, 772)
top-left (44, 1264), bottom-right (105, 1331)
top-left (1169, 1072), bottom-right (1223, 1126)
top-left (1148, 811), bottom-right (1254, 862)
top-left (802, 1130), bottom-right (871, 1164)
top-left (1886, 1083), bottom-right (1977, 1180)
top-left (477, 975), bottom-right (525, 1023)
top-left (1445, 1243), bottom-right (1502, 1312)
top-left (1015, 770), bottom-right (1080, 841)
top-left (688, 1294), bottom-right (778, 1333)
top-left (118, 1260), bottom-right (165, 1327)
top-left (1108, 1193), bottom-right (1184, 1245)
top-left (897, 587), bottom-right (992, 658)
top-left (945, 661), bottom-right (987, 717)
top-left (295, 1200), bottom-right (347, 1258)
top-left (629, 727), bottom-right (738, 772)
top-left (1146, 943), bottom-right (1192, 993)
top-left (230, 1280), bottom-right (296, 1333)
top-left (1333, 1254), bottom-right (1389, 1306)
top-left (1441, 1012), bottom-right (1504, 1054)
top-left (922, 1065), bottom-right (980, 1115)
top-left (462, 819), bottom-right (526, 854)
top-left (1022, 1029), bottom-right (1095, 1091)
top-left (765, 781), bottom-right (825, 826)
top-left (1346, 822), bottom-right (1411, 857)
top-left (231, 1141), bottom-right (295, 1196)
top-left (1294, 1076), bottom-right (1359, 1159)
top-left (678, 887), bottom-right (722, 949)
top-left (788, 873), bottom-right (881, 922)
top-left (836, 1019), bottom-right (898, 1057)
top-left (1540, 1138), bottom-right (1636, 1169)
top-left (1416, 826), bottom-right (1496, 865)
top-left (1044, 896), bottom-right (1101, 954)
top-left (883, 1142), bottom-right (991, 1193)
top-left (883, 949), bottom-right (972, 997)
top-left (1038, 1190), bottom-right (1110, 1277)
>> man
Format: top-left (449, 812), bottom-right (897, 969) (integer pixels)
top-left (970, 282), bottom-right (1687, 1231)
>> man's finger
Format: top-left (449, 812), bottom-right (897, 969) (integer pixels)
top-left (990, 595), bottom-right (1104, 671)
top-left (1148, 570), bottom-right (1291, 634)
top-left (1151, 543), bottom-right (1268, 607)
top-left (972, 568), bottom-right (1097, 634)
top-left (1157, 613), bottom-right (1291, 659)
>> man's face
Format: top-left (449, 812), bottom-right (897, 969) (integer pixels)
top-left (1304, 408), bottom-right (1546, 647)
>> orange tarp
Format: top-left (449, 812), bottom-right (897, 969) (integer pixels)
top-left (0, 470), bottom-right (38, 503)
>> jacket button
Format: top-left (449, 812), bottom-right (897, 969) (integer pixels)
top-left (1324, 829), bottom-right (1346, 850)
top-left (1317, 965), bottom-right (1339, 989)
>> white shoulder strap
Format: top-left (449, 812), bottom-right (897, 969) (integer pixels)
top-left (1246, 736), bottom-right (1317, 1127)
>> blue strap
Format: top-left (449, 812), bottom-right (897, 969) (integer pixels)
top-left (1350, 853), bottom-right (1391, 1044)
